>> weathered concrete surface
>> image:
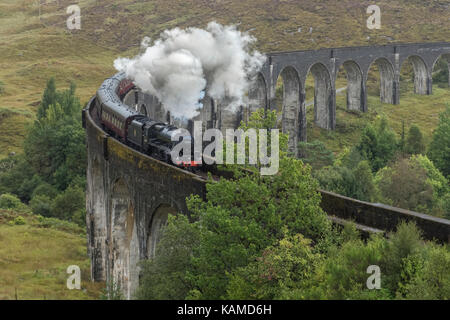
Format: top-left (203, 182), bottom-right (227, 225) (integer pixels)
top-left (320, 190), bottom-right (450, 243)
top-left (85, 98), bottom-right (207, 299)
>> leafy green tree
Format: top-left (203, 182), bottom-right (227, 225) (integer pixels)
top-left (135, 215), bottom-right (200, 300)
top-left (381, 221), bottom-right (424, 295)
top-left (24, 81), bottom-right (85, 190)
top-left (185, 155), bottom-right (331, 299)
top-left (0, 193), bottom-right (24, 209)
top-left (405, 125), bottom-right (425, 155)
top-left (0, 155), bottom-right (35, 201)
top-left (314, 165), bottom-right (356, 197)
top-left (401, 244), bottom-right (450, 299)
top-left (375, 157), bottom-right (434, 214)
top-left (29, 194), bottom-right (52, 217)
top-left (51, 185), bottom-right (85, 222)
top-left (352, 160), bottom-right (377, 202)
top-left (302, 234), bottom-right (389, 300)
top-left (314, 160), bottom-right (377, 202)
top-left (432, 59), bottom-right (449, 85)
top-left (31, 182), bottom-right (58, 199)
top-left (138, 109), bottom-right (332, 300)
top-left (226, 233), bottom-right (322, 299)
top-left (37, 78), bottom-right (57, 120)
top-left (356, 117), bottom-right (398, 172)
top-left (298, 140), bottom-right (335, 170)
top-left (428, 106), bottom-right (450, 178)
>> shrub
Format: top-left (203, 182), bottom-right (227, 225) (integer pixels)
top-left (72, 208), bottom-right (86, 227)
top-left (401, 244), bottom-right (450, 299)
top-left (428, 106), bottom-right (450, 178)
top-left (352, 160), bottom-right (377, 202)
top-left (31, 182), bottom-right (58, 199)
top-left (29, 194), bottom-right (52, 217)
top-left (0, 193), bottom-right (23, 209)
top-left (13, 215), bottom-right (26, 225)
top-left (381, 221), bottom-right (424, 293)
top-left (51, 186), bottom-right (85, 221)
top-left (298, 140), bottom-right (334, 170)
top-left (356, 117), bottom-right (398, 172)
top-left (314, 165), bottom-right (355, 197)
top-left (37, 216), bottom-right (84, 235)
top-left (405, 125), bottom-right (425, 155)
top-left (226, 234), bottom-right (322, 300)
top-left (375, 157), bottom-right (434, 213)
top-left (306, 234), bottom-right (389, 300)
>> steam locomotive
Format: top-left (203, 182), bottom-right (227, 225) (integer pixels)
top-left (92, 73), bottom-right (200, 168)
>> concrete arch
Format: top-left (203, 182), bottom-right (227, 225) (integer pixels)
top-left (432, 53), bottom-right (450, 88)
top-left (401, 55), bottom-right (430, 95)
top-left (367, 58), bottom-right (395, 104)
top-left (276, 66), bottom-right (302, 153)
top-left (147, 204), bottom-right (178, 259)
top-left (248, 72), bottom-right (268, 114)
top-left (340, 61), bottom-right (364, 111)
top-left (110, 178), bottom-right (139, 299)
top-left (307, 63), bottom-right (333, 130)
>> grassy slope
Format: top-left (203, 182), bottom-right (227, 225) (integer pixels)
top-left (0, 0), bottom-right (449, 158)
top-left (0, 210), bottom-right (103, 300)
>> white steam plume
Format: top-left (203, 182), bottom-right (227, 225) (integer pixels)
top-left (114, 22), bottom-right (266, 120)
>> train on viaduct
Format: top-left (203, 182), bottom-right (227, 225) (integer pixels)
top-left (84, 42), bottom-right (450, 299)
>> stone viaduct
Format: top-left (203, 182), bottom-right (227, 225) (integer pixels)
top-left (251, 42), bottom-right (450, 153)
top-left (84, 42), bottom-right (450, 299)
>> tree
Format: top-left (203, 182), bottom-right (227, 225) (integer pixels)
top-left (375, 157), bottom-right (434, 213)
top-left (226, 234), bottom-right (322, 299)
top-left (405, 125), bottom-right (425, 155)
top-left (428, 106), bottom-right (450, 178)
top-left (37, 78), bottom-right (57, 120)
top-left (23, 80), bottom-right (85, 190)
top-left (51, 185), bottom-right (85, 221)
top-left (352, 160), bottom-right (377, 202)
top-left (138, 110), bottom-right (332, 300)
top-left (298, 140), bottom-right (335, 170)
top-left (356, 117), bottom-right (398, 172)
top-left (185, 155), bottom-right (332, 299)
top-left (135, 215), bottom-right (200, 300)
top-left (314, 165), bottom-right (356, 197)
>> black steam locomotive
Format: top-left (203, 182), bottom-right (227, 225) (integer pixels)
top-left (92, 72), bottom-right (200, 168)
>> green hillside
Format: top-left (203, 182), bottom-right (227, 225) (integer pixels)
top-left (0, 208), bottom-right (103, 299)
top-left (0, 0), bottom-right (449, 157)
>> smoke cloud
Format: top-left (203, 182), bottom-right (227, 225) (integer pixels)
top-left (114, 22), bottom-right (266, 119)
